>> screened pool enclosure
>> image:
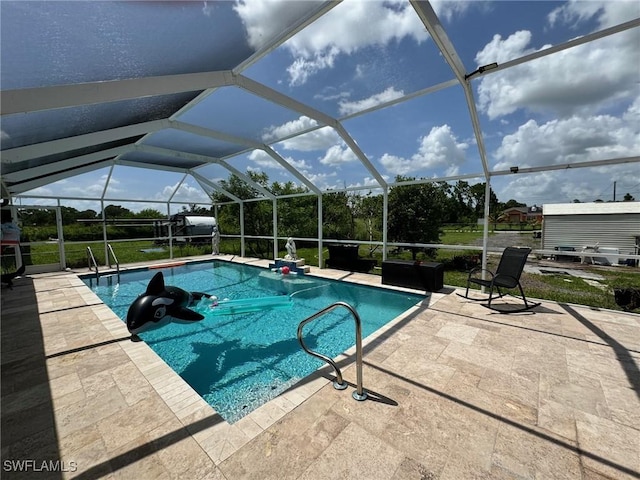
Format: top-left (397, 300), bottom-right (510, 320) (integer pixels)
top-left (1, 1), bottom-right (639, 271)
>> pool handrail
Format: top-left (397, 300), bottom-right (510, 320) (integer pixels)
top-left (296, 301), bottom-right (367, 401)
top-left (86, 246), bottom-right (99, 281)
top-left (107, 243), bottom-right (120, 282)
top-left (87, 245), bottom-right (120, 284)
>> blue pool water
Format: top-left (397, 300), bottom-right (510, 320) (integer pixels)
top-left (85, 260), bottom-right (423, 423)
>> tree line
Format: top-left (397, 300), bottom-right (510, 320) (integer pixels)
top-left (19, 172), bottom-right (633, 252)
top-left (206, 173), bottom-right (516, 257)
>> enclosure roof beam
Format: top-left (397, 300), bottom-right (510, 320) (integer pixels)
top-left (410, 0), bottom-right (491, 180)
top-left (134, 144), bottom-right (214, 165)
top-left (234, 1), bottom-right (340, 74)
top-left (476, 18), bottom-right (640, 80)
top-left (9, 160), bottom-right (113, 195)
top-left (3, 146), bottom-right (129, 184)
top-left (236, 75), bottom-right (337, 128)
top-left (1, 120), bottom-right (166, 163)
top-left (1, 71), bottom-right (235, 115)
top-left (262, 146), bottom-right (322, 195)
top-left (334, 124), bottom-right (388, 189)
top-left (339, 78), bottom-right (459, 122)
top-left (169, 2), bottom-right (340, 122)
top-left (391, 172), bottom-right (487, 188)
top-left (136, 144), bottom-right (275, 199)
top-left (167, 173), bottom-right (188, 204)
top-left (115, 158), bottom-right (190, 174)
top-left (236, 74), bottom-right (386, 189)
top-left (169, 120), bottom-right (263, 150)
top-left (490, 156), bottom-right (640, 176)
top-left (128, 145), bottom-right (243, 202)
top-left (210, 160), bottom-right (276, 200)
top-left (190, 170), bottom-right (242, 203)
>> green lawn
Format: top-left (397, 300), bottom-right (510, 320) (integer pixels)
top-left (19, 240), bottom-right (215, 269)
top-left (439, 229), bottom-right (484, 244)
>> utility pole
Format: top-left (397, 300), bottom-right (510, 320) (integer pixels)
top-left (613, 181), bottom-right (616, 202)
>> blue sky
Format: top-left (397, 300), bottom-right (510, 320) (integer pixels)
top-left (7, 0), bottom-right (640, 213)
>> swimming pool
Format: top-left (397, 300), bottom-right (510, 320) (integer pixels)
top-left (85, 260), bottom-right (423, 423)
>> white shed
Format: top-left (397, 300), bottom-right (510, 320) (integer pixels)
top-left (542, 202), bottom-right (640, 262)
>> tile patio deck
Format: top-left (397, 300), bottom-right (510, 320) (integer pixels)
top-left (1, 255), bottom-right (639, 479)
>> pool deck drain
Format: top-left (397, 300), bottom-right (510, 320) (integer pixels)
top-left (2, 254), bottom-right (639, 479)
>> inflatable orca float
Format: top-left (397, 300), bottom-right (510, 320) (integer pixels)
top-left (1, 265), bottom-right (25, 288)
top-left (126, 271), bottom-right (212, 335)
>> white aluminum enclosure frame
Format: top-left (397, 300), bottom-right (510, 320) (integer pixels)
top-left (1, 2), bottom-right (639, 271)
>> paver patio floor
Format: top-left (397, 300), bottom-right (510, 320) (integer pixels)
top-left (2, 256), bottom-right (638, 479)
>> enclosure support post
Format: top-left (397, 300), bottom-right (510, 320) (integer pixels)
top-left (481, 180), bottom-right (492, 291)
top-left (273, 198), bottom-right (278, 260)
top-left (101, 200), bottom-right (108, 269)
top-left (167, 203), bottom-right (173, 259)
top-left (382, 188), bottom-right (388, 262)
top-left (317, 194), bottom-right (323, 269)
top-left (100, 165), bottom-right (115, 268)
top-left (55, 201), bottom-right (66, 269)
top-left (240, 201), bottom-right (245, 258)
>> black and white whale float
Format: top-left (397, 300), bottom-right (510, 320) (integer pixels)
top-left (126, 271), bottom-right (212, 335)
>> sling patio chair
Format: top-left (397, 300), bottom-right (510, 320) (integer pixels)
top-left (458, 246), bottom-right (540, 313)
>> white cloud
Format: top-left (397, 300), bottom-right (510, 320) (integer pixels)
top-left (287, 46), bottom-right (340, 87)
top-left (354, 177), bottom-right (388, 190)
top-left (285, 3), bottom-right (426, 56)
top-left (202, 1), bottom-right (214, 17)
top-left (495, 172), bottom-right (567, 205)
top-left (269, 155), bottom-right (338, 190)
top-left (548, 0), bottom-right (639, 30)
top-left (305, 171), bottom-right (337, 189)
top-left (233, 0), bottom-right (325, 50)
top-left (235, 0), bottom-right (429, 86)
top-left (272, 125), bottom-right (341, 152)
top-left (495, 163), bottom-right (639, 205)
top-left (19, 186), bottom-right (54, 198)
top-left (262, 116), bottom-right (319, 143)
top-left (248, 149), bottom-right (281, 169)
top-left (286, 156), bottom-right (312, 172)
top-left (475, 2), bottom-right (639, 119)
top-left (380, 124), bottom-right (468, 176)
top-left (248, 149), bottom-right (314, 175)
top-left (431, 0), bottom-right (476, 22)
top-left (271, 0), bottom-right (474, 86)
top-left (313, 88), bottom-right (351, 103)
top-left (159, 182), bottom-right (209, 204)
top-left (493, 107), bottom-right (640, 170)
top-left (338, 87), bottom-right (405, 116)
top-left (319, 145), bottom-right (358, 166)
top-left (623, 95), bottom-right (640, 124)
top-left (492, 98), bottom-right (640, 204)
top-left (19, 173), bottom-right (111, 203)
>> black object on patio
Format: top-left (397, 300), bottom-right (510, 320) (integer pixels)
top-left (381, 260), bottom-right (444, 292)
top-left (458, 246), bottom-right (540, 313)
top-left (325, 244), bottom-right (377, 273)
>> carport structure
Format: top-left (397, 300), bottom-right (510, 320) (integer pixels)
top-left (1, 1), bottom-right (639, 266)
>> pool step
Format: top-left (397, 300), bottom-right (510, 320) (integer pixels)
top-left (269, 258), bottom-right (310, 275)
top-left (99, 273), bottom-right (119, 285)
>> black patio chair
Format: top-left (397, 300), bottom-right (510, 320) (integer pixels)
top-left (458, 246), bottom-right (540, 313)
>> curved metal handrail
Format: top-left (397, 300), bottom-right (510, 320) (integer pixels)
top-left (86, 246), bottom-right (99, 281)
top-left (107, 243), bottom-right (120, 281)
top-left (297, 301), bottom-right (367, 401)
